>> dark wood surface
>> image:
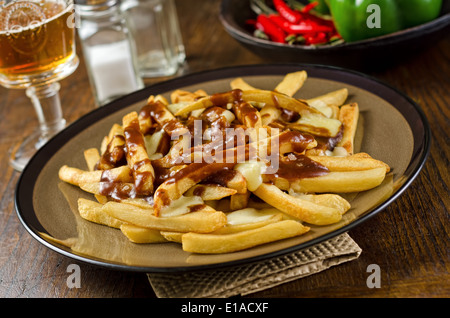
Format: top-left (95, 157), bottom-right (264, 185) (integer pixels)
top-left (0, 0), bottom-right (448, 298)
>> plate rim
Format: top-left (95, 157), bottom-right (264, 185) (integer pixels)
top-left (14, 63), bottom-right (431, 273)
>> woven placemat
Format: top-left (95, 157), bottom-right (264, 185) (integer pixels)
top-left (147, 232), bottom-right (361, 298)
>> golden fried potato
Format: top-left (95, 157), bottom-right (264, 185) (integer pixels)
top-left (120, 224), bottom-right (167, 243)
top-left (253, 183), bottom-right (346, 225)
top-left (78, 198), bottom-right (125, 229)
top-left (181, 220), bottom-right (309, 254)
top-left (103, 201), bottom-right (227, 233)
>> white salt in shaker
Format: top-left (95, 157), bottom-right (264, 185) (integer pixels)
top-left (76, 0), bottom-right (144, 106)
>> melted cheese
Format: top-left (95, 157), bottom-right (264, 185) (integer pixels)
top-left (159, 195), bottom-right (204, 217)
top-left (234, 160), bottom-right (266, 191)
top-left (226, 208), bottom-right (280, 225)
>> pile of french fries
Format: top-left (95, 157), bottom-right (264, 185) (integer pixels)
top-left (59, 71), bottom-right (390, 254)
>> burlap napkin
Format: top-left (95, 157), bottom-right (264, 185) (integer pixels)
top-left (147, 232), bottom-right (361, 298)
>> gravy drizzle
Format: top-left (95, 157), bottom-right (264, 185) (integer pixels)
top-left (97, 89), bottom-right (335, 204)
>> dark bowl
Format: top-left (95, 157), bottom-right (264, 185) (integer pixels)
top-left (219, 0), bottom-right (450, 70)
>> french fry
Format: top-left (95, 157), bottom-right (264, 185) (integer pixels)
top-left (213, 207), bottom-right (284, 234)
top-left (229, 191), bottom-right (250, 210)
top-left (231, 71), bottom-right (307, 97)
top-left (99, 123), bottom-right (124, 158)
top-left (150, 134), bottom-right (192, 168)
top-left (230, 77), bottom-right (257, 91)
top-left (260, 104), bottom-right (281, 126)
top-left (274, 70), bottom-right (307, 97)
top-left (173, 96), bottom-right (213, 116)
top-left (288, 167), bottom-right (388, 193)
top-left (253, 183), bottom-right (345, 225)
top-left (78, 181), bottom-right (135, 197)
top-left (185, 184), bottom-right (237, 200)
top-left (59, 166), bottom-right (103, 185)
top-left (119, 224), bottom-right (167, 243)
top-left (159, 195), bottom-right (205, 217)
top-left (337, 103), bottom-right (359, 154)
top-left (181, 220), bottom-right (310, 254)
top-left (147, 94), bottom-right (169, 105)
top-left (100, 136), bottom-right (108, 155)
top-left (306, 99), bottom-right (334, 118)
top-left (170, 89), bottom-right (207, 104)
top-left (166, 101), bottom-right (190, 117)
top-left (232, 101), bottom-right (262, 129)
top-left (329, 104), bottom-right (340, 119)
top-left (83, 148), bottom-right (100, 171)
top-left (122, 112), bottom-right (155, 195)
top-left (119, 198), bottom-right (153, 209)
top-left (78, 198), bottom-right (125, 229)
top-left (94, 194), bottom-right (108, 204)
top-left (103, 201), bottom-right (227, 233)
top-left (288, 112), bottom-right (342, 137)
top-left (204, 169), bottom-right (248, 194)
top-left (144, 129), bottom-right (167, 157)
top-left (83, 147), bottom-right (109, 204)
top-left (107, 123), bottom-right (124, 145)
top-left (140, 95), bottom-right (169, 133)
top-left (153, 162), bottom-right (234, 216)
top-left (306, 88), bottom-right (348, 107)
top-left (78, 182), bottom-right (101, 195)
top-left (201, 107), bottom-right (236, 127)
top-left (58, 165), bottom-right (133, 186)
top-left (141, 100), bottom-right (189, 137)
top-left (242, 90), bottom-right (321, 117)
top-left (212, 216), bottom-right (283, 234)
top-left (307, 153), bottom-right (390, 173)
top-left (288, 193), bottom-right (350, 215)
top-left (160, 231), bottom-right (184, 243)
top-left (96, 134), bottom-right (126, 170)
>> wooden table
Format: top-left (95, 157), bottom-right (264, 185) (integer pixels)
top-left (0, 0), bottom-right (448, 298)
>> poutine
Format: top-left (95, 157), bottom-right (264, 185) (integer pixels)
top-left (59, 71), bottom-right (390, 254)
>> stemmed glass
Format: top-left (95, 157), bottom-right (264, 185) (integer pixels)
top-left (0, 0), bottom-right (79, 171)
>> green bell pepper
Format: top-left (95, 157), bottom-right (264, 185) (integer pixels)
top-left (324, 0), bottom-right (443, 42)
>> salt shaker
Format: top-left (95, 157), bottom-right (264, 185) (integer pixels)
top-left (76, 0), bottom-right (144, 106)
top-left (120, 0), bottom-right (186, 78)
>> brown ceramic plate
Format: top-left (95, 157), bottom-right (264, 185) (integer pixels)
top-left (15, 64), bottom-right (430, 272)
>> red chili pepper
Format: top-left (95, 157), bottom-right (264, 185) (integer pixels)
top-left (273, 0), bottom-right (302, 24)
top-left (245, 19), bottom-right (257, 27)
top-left (302, 11), bottom-right (335, 29)
top-left (256, 14), bottom-right (286, 43)
top-left (250, 1), bottom-right (341, 46)
top-left (305, 32), bottom-right (328, 45)
top-left (301, 1), bottom-right (319, 13)
top-left (269, 14), bottom-right (333, 34)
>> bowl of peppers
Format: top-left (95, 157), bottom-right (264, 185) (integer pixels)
top-left (219, 0), bottom-right (450, 70)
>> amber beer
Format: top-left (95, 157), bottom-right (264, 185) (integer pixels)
top-left (0, 0), bottom-right (75, 82)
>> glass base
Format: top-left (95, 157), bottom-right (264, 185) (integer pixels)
top-left (138, 51), bottom-right (181, 78)
top-left (9, 123), bottom-right (65, 172)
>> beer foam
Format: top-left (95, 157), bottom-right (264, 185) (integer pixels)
top-left (0, 0), bottom-right (72, 35)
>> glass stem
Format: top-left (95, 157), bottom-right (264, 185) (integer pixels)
top-left (26, 82), bottom-right (66, 147)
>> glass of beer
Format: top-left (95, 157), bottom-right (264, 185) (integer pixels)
top-left (0, 0), bottom-right (79, 171)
